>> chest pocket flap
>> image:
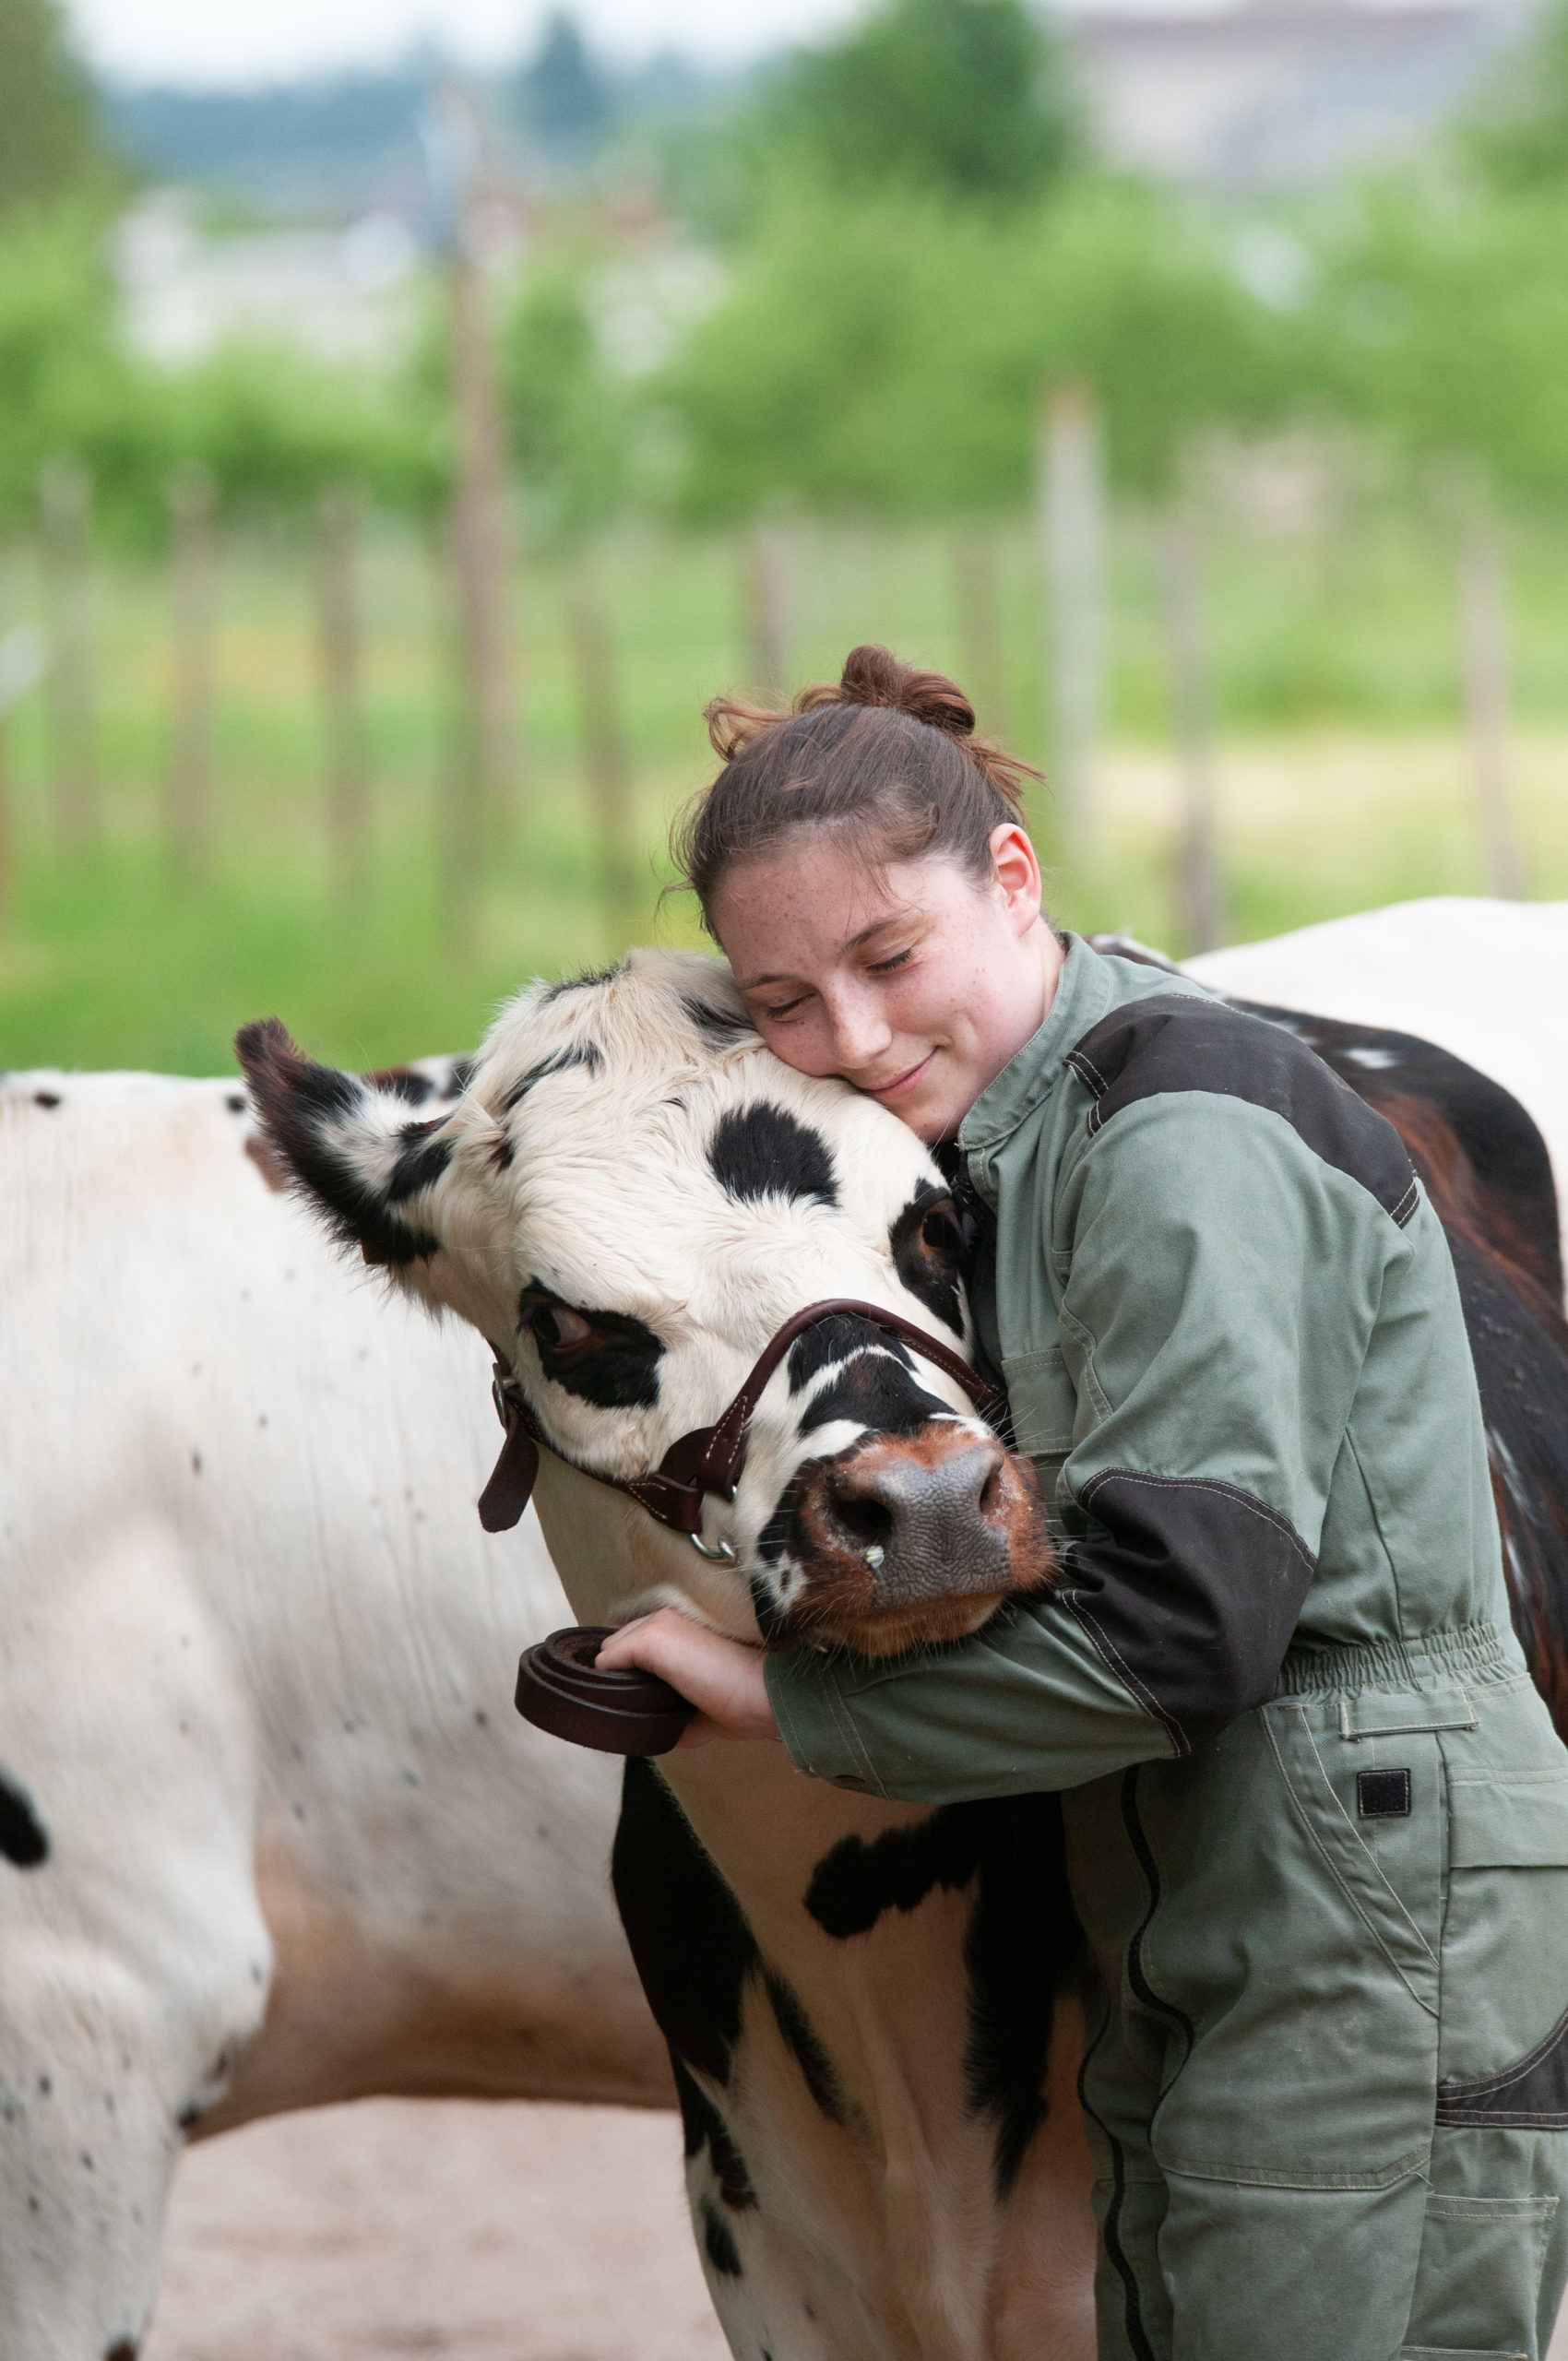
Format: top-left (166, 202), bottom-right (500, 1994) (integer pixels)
top-left (1446, 1774), bottom-right (1568, 1869)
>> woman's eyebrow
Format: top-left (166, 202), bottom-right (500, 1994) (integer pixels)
top-left (738, 910), bottom-right (925, 991)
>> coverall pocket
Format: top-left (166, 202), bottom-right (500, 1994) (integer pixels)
top-left (1437, 1770), bottom-right (1568, 2098)
top-left (1398, 2191), bottom-right (1558, 2360)
top-left (1129, 1705), bottom-right (1443, 2186)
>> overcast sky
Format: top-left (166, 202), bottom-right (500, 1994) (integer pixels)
top-left (66, 0), bottom-right (869, 88)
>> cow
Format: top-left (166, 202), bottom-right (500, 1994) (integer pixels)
top-left (239, 931), bottom-right (1568, 2361)
top-left (6, 896), bottom-right (1564, 2357)
top-left (0, 1065), bottom-right (668, 2361)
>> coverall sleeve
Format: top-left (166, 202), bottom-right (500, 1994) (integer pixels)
top-left (765, 1090), bottom-right (1402, 1803)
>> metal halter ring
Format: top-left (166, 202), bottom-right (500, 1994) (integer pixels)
top-left (689, 1531), bottom-right (738, 1564)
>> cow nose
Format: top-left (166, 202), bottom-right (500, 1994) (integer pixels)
top-left (822, 1429), bottom-right (1012, 1602)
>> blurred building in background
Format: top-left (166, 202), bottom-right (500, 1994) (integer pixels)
top-left (1075, 0), bottom-right (1528, 185)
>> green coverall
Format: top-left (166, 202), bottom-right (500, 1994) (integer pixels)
top-left (766, 936), bottom-right (1568, 2361)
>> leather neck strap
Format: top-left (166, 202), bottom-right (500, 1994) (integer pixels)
top-left (478, 1297), bottom-right (1008, 1539)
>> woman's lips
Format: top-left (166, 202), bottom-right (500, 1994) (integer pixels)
top-left (864, 1050), bottom-right (935, 1103)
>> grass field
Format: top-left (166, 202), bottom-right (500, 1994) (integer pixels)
top-left (1, 508), bottom-right (1564, 1077)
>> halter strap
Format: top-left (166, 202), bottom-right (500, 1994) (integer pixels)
top-left (478, 1298), bottom-right (1008, 1539)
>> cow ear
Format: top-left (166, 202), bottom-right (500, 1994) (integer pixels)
top-left (235, 1018), bottom-right (459, 1273)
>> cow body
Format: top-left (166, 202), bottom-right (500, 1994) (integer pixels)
top-left (5, 896), bottom-right (1564, 2361)
top-left (1186, 896), bottom-right (1568, 1275)
top-left (0, 1071), bottom-right (667, 2361)
top-left (240, 922), bottom-right (1568, 2361)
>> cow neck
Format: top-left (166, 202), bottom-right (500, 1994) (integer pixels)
top-left (477, 1298), bottom-right (1011, 1548)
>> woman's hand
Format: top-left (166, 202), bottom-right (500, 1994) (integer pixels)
top-left (596, 1608), bottom-right (780, 1748)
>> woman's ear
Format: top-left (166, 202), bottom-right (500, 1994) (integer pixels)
top-left (989, 823), bottom-right (1044, 937)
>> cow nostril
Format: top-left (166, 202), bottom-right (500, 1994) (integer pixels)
top-left (979, 1462), bottom-right (1004, 1518)
top-left (830, 1492), bottom-right (896, 1551)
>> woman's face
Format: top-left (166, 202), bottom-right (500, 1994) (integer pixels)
top-left (710, 824), bottom-right (1062, 1142)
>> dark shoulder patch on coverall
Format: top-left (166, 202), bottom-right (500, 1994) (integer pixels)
top-left (1065, 991), bottom-right (1420, 1228)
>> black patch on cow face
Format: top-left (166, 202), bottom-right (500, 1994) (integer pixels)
top-left (805, 1796), bottom-right (1084, 2199)
top-left (503, 1042), bottom-right (602, 1112)
top-left (795, 1329), bottom-right (946, 1442)
top-left (0, 1771), bottom-right (48, 1869)
top-left (518, 1286), bottom-right (663, 1409)
top-left (442, 1056), bottom-right (475, 1100)
top-left (763, 1970), bottom-right (847, 2126)
top-left (683, 994), bottom-right (754, 1046)
top-left (889, 1185), bottom-right (966, 1338)
top-left (236, 1020), bottom-right (441, 1267)
top-left (709, 1104), bottom-right (837, 1211)
top-left (33, 1091), bottom-right (60, 1109)
top-left (701, 2195), bottom-right (744, 2276)
top-left (386, 1119), bottom-right (452, 1202)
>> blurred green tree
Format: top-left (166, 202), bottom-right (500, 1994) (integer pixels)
top-left (1301, 183), bottom-right (1568, 504)
top-left (1466, 0), bottom-right (1568, 187)
top-left (501, 259), bottom-right (628, 547)
top-left (0, 0), bottom-right (117, 216)
top-left (516, 11), bottom-right (614, 168)
top-left (752, 0), bottom-right (1082, 208)
top-left (658, 182), bottom-right (1283, 519)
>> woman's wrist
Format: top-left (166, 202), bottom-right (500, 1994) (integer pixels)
top-left (595, 1608), bottom-right (780, 1748)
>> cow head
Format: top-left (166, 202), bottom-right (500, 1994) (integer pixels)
top-left (237, 950), bottom-right (1053, 1656)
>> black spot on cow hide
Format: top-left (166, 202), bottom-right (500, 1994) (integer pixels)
top-left (763, 1970), bottom-right (847, 2126)
top-left (0, 1771), bottom-right (49, 1868)
top-left (366, 1065), bottom-right (434, 1106)
top-left (613, 1762), bottom-right (762, 2215)
top-left (503, 1043), bottom-right (602, 1112)
top-left (442, 1056), bottom-right (475, 1100)
top-left (683, 994), bottom-right (754, 1046)
top-left (386, 1119), bottom-right (452, 1202)
top-left (889, 1185), bottom-right (966, 1339)
top-left (104, 2343), bottom-right (139, 2361)
top-left (793, 1323), bottom-right (946, 1443)
top-left (613, 1759), bottom-right (754, 2084)
top-left (235, 1020), bottom-right (441, 1268)
top-left (518, 1287), bottom-right (663, 1410)
top-left (542, 962), bottom-right (624, 1002)
top-left (709, 1104), bottom-right (837, 1211)
top-left (701, 2195), bottom-right (744, 2277)
top-left (32, 1091), bottom-right (60, 1109)
top-left (805, 1794), bottom-right (1085, 2199)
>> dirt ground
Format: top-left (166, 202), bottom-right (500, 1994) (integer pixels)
top-left (141, 2098), bottom-right (729, 2361)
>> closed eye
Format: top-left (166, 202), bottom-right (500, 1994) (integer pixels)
top-left (866, 947), bottom-right (914, 975)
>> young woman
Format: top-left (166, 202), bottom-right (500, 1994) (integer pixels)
top-left (600, 644), bottom-right (1568, 2361)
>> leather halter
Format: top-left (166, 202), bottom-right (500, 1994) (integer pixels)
top-left (478, 1297), bottom-right (1010, 1544)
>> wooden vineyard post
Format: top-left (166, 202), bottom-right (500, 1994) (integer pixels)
top-left (953, 530), bottom-right (1010, 740)
top-left (316, 481), bottom-right (368, 904)
top-left (433, 82), bottom-right (517, 941)
top-left (166, 461), bottom-right (217, 877)
top-left (565, 568), bottom-right (641, 955)
top-left (742, 526), bottom-right (790, 699)
top-left (1458, 524), bottom-right (1525, 899)
top-left (39, 457), bottom-right (98, 849)
top-left (1035, 383), bottom-right (1106, 867)
top-left (0, 625), bottom-right (47, 932)
top-left (1158, 514), bottom-right (1228, 955)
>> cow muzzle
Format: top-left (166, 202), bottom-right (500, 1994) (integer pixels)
top-left (785, 1422), bottom-right (1055, 1655)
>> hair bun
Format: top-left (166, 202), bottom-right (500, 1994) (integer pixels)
top-left (812, 644), bottom-right (977, 741)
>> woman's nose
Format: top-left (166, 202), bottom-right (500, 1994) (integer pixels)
top-left (825, 989), bottom-right (894, 1071)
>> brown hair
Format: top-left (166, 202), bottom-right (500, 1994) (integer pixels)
top-left (671, 643), bottom-right (1044, 936)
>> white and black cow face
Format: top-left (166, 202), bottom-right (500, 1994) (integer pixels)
top-left (238, 950), bottom-right (1051, 1655)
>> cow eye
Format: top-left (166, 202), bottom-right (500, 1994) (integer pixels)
top-left (525, 1299), bottom-right (594, 1355)
top-left (919, 1201), bottom-right (962, 1262)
